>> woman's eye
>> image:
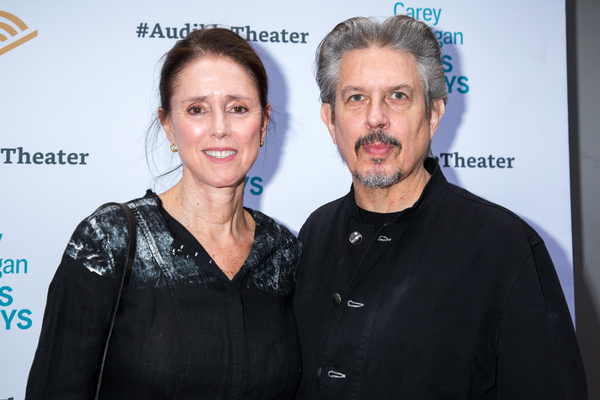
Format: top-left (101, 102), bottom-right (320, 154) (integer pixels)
top-left (232, 105), bottom-right (248, 114)
top-left (189, 106), bottom-right (203, 115)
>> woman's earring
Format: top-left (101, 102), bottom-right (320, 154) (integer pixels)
top-left (170, 143), bottom-right (177, 153)
top-left (260, 139), bottom-right (264, 147)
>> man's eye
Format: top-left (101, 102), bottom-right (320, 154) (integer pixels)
top-left (349, 94), bottom-right (364, 102)
top-left (391, 92), bottom-right (406, 100)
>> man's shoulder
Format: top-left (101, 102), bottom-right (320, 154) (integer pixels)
top-left (308, 195), bottom-right (347, 217)
top-left (299, 194), bottom-right (348, 239)
top-left (444, 182), bottom-right (521, 219)
top-left (305, 194), bottom-right (347, 221)
top-left (441, 182), bottom-right (542, 246)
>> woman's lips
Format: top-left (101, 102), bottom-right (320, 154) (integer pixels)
top-left (203, 149), bottom-right (237, 159)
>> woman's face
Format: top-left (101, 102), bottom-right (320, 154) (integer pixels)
top-left (161, 56), bottom-right (269, 191)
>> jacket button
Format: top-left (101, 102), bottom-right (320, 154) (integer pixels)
top-left (349, 231), bottom-right (362, 245)
top-left (333, 293), bottom-right (342, 306)
top-left (316, 367), bottom-right (322, 379)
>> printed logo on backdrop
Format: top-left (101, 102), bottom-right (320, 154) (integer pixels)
top-left (245, 176), bottom-right (263, 196)
top-left (136, 22), bottom-right (309, 44)
top-left (393, 3), bottom-right (468, 95)
top-left (0, 147), bottom-right (89, 166)
top-left (393, 3), bottom-right (461, 47)
top-left (436, 153), bottom-right (515, 169)
top-left (394, 3), bottom-right (516, 170)
top-left (0, 234), bottom-right (33, 331)
top-left (0, 10), bottom-right (37, 57)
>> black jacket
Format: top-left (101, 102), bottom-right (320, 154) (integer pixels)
top-left (294, 158), bottom-right (587, 399)
top-left (27, 191), bottom-right (302, 399)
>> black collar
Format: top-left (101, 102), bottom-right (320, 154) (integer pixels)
top-left (343, 157), bottom-right (448, 226)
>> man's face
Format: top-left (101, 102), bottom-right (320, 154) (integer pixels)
top-left (321, 46), bottom-right (444, 189)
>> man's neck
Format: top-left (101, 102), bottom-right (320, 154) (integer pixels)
top-left (353, 167), bottom-right (431, 213)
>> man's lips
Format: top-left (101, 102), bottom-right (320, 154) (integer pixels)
top-left (361, 143), bottom-right (396, 157)
top-left (354, 130), bottom-right (401, 156)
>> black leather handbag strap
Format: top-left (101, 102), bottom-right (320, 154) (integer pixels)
top-left (93, 202), bottom-right (137, 400)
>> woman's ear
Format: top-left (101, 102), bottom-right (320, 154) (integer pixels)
top-left (159, 107), bottom-right (175, 144)
top-left (261, 103), bottom-right (271, 140)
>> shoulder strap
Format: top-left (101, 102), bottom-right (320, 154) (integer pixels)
top-left (93, 202), bottom-right (137, 400)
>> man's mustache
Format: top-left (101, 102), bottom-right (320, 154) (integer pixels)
top-left (354, 130), bottom-right (401, 156)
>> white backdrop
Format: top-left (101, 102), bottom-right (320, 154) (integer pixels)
top-left (1, 1), bottom-right (570, 398)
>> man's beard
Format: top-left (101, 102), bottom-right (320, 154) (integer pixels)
top-left (352, 130), bottom-right (403, 189)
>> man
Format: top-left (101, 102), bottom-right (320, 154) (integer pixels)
top-left (294, 15), bottom-right (587, 399)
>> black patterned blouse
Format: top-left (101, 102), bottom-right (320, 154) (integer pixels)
top-left (26, 191), bottom-right (302, 399)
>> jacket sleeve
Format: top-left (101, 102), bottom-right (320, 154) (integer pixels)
top-left (495, 227), bottom-right (588, 399)
top-left (25, 215), bottom-right (123, 400)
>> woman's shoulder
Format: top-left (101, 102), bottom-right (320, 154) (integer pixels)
top-left (245, 209), bottom-right (302, 294)
top-left (247, 208), bottom-right (300, 247)
top-left (247, 208), bottom-right (303, 269)
top-left (87, 190), bottom-right (160, 224)
top-left (61, 191), bottom-right (163, 279)
top-left (66, 191), bottom-right (161, 267)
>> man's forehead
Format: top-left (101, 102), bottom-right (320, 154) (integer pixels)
top-left (336, 47), bottom-right (421, 93)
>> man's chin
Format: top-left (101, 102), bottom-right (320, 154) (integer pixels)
top-left (352, 169), bottom-right (403, 189)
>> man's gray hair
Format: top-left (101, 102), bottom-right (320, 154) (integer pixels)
top-left (315, 15), bottom-right (448, 118)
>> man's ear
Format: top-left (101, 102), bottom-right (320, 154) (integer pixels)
top-left (428, 99), bottom-right (445, 140)
top-left (320, 103), bottom-right (337, 145)
top-left (159, 107), bottom-right (175, 144)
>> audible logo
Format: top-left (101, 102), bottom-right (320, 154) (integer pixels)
top-left (0, 11), bottom-right (37, 57)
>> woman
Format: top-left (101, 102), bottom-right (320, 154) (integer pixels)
top-left (26, 28), bottom-right (302, 399)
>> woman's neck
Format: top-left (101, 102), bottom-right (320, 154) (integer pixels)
top-left (159, 175), bottom-right (251, 241)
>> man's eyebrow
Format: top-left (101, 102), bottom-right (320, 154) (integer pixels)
top-left (340, 86), bottom-right (363, 99)
top-left (388, 84), bottom-right (415, 94)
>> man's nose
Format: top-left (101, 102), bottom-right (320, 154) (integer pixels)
top-left (366, 99), bottom-right (390, 130)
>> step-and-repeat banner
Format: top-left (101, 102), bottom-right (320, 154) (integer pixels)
top-left (1, 1), bottom-right (570, 398)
